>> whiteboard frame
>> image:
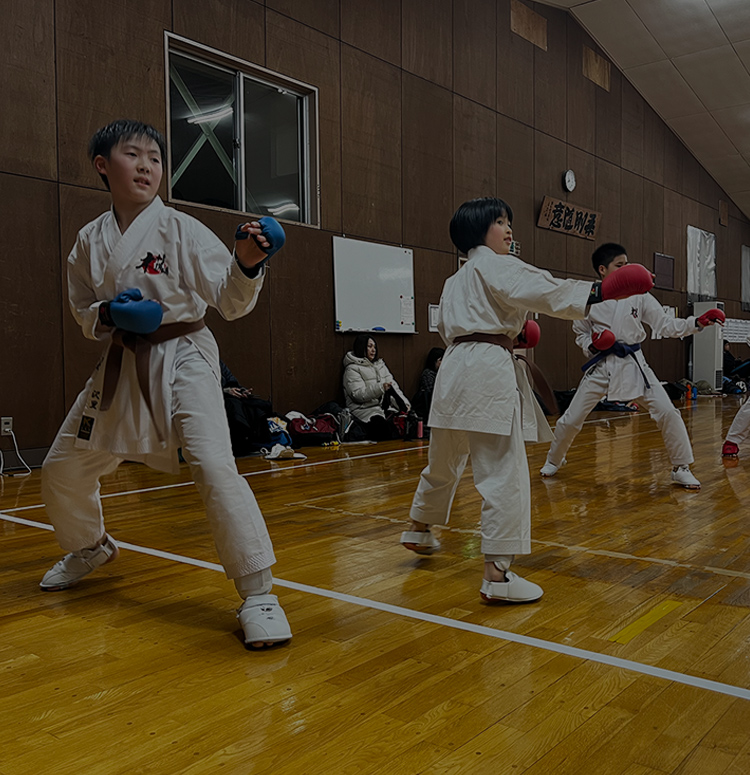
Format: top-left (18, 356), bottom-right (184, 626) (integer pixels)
top-left (333, 235), bottom-right (416, 334)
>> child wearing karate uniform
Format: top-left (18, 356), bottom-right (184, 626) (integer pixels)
top-left (721, 334), bottom-right (750, 458)
top-left (540, 243), bottom-right (724, 490)
top-left (400, 199), bottom-right (654, 603)
top-left (40, 119), bottom-right (290, 649)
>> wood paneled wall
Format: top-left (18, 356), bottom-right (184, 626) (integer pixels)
top-left (2, 0), bottom-right (750, 456)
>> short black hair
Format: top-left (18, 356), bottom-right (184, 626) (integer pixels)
top-left (424, 347), bottom-right (444, 371)
top-left (89, 119), bottom-right (166, 190)
top-left (449, 197), bottom-right (513, 255)
top-left (352, 334), bottom-right (377, 360)
top-left (591, 243), bottom-right (627, 276)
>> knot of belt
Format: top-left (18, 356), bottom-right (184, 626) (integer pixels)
top-left (100, 319), bottom-right (206, 441)
top-left (581, 341), bottom-right (650, 389)
top-left (452, 332), bottom-right (559, 415)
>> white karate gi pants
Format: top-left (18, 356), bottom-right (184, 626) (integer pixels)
top-left (409, 405), bottom-right (531, 556)
top-left (41, 339), bottom-right (276, 579)
top-left (725, 397), bottom-right (750, 446)
top-left (545, 365), bottom-right (693, 468)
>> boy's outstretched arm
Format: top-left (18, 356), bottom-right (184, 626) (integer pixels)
top-left (641, 294), bottom-right (720, 339)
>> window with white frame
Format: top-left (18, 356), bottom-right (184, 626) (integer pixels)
top-left (166, 35), bottom-right (319, 225)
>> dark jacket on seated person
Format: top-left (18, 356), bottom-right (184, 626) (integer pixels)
top-left (411, 347), bottom-right (444, 423)
top-left (220, 360), bottom-right (273, 456)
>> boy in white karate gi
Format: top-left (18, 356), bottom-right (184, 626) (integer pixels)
top-left (400, 199), bottom-right (654, 603)
top-left (721, 334), bottom-right (750, 458)
top-left (40, 119), bottom-right (291, 649)
top-left (540, 243), bottom-right (725, 490)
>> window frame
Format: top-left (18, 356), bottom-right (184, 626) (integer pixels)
top-left (164, 32), bottom-right (321, 228)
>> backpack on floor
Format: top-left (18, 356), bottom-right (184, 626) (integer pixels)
top-left (391, 411), bottom-right (422, 439)
top-left (288, 415), bottom-right (337, 447)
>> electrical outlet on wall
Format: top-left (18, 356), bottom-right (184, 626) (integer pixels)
top-left (1, 417), bottom-right (12, 436)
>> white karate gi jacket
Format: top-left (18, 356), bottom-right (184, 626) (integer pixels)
top-left (67, 196), bottom-right (265, 473)
top-left (573, 294), bottom-right (699, 402)
top-left (430, 246), bottom-right (592, 441)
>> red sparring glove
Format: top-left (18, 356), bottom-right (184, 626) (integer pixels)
top-left (591, 330), bottom-right (616, 351)
top-left (599, 264), bottom-right (654, 301)
top-left (696, 308), bottom-right (725, 327)
top-left (515, 319), bottom-right (541, 349)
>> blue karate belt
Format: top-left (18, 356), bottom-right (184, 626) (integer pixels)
top-left (581, 341), bottom-right (650, 390)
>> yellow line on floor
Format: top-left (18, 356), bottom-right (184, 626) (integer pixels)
top-left (609, 599), bottom-right (683, 644)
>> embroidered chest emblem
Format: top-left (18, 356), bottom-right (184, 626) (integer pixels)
top-left (136, 252), bottom-right (169, 275)
top-left (631, 307), bottom-right (638, 319)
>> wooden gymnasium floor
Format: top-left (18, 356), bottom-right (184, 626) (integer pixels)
top-left (2, 395), bottom-right (750, 775)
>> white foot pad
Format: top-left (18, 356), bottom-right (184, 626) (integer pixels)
top-left (400, 530), bottom-right (441, 555)
top-left (237, 594), bottom-right (292, 647)
top-left (480, 571), bottom-right (543, 603)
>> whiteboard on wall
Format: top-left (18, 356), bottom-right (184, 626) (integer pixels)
top-left (333, 236), bottom-right (416, 334)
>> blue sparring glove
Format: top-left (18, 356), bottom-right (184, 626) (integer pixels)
top-left (98, 288), bottom-right (163, 334)
top-left (235, 216), bottom-right (286, 259)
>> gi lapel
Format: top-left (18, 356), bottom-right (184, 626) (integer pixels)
top-left (105, 196), bottom-right (165, 288)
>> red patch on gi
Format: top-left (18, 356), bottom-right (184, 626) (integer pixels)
top-left (137, 252), bottom-right (169, 275)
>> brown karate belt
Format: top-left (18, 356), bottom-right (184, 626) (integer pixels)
top-left (453, 332), bottom-right (559, 415)
top-left (100, 319), bottom-right (206, 441)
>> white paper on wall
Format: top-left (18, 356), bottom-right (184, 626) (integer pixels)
top-left (400, 295), bottom-right (415, 326)
top-left (724, 317), bottom-right (750, 344)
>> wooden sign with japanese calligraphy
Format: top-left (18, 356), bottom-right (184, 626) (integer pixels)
top-left (537, 196), bottom-right (600, 241)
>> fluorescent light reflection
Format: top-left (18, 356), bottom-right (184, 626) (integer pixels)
top-left (187, 106), bottom-right (233, 125)
top-left (268, 202), bottom-right (300, 216)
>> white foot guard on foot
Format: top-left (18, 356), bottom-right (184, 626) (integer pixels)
top-left (540, 458), bottom-right (566, 478)
top-left (237, 594), bottom-right (292, 649)
top-left (671, 465), bottom-right (700, 490)
top-left (40, 535), bottom-right (119, 591)
top-left (400, 529), bottom-right (441, 555)
top-left (480, 571), bottom-right (543, 603)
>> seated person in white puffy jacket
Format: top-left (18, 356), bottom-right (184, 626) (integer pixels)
top-left (343, 334), bottom-right (410, 441)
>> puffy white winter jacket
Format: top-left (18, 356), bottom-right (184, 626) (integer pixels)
top-left (342, 351), bottom-right (410, 422)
